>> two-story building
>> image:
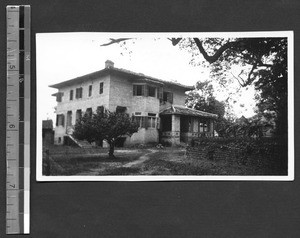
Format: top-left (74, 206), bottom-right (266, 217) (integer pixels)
top-left (50, 60), bottom-right (217, 146)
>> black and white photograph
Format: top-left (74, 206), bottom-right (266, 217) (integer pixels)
top-left (36, 32), bottom-right (294, 181)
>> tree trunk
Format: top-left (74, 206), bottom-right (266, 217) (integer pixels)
top-left (108, 141), bottom-right (115, 158)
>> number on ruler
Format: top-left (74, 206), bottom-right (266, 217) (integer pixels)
top-left (9, 124), bottom-right (15, 129)
top-left (9, 65), bottom-right (16, 70)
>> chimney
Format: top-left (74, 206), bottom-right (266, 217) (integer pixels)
top-left (105, 60), bottom-right (114, 68)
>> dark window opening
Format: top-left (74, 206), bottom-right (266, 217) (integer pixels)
top-left (88, 85), bottom-right (92, 97)
top-left (99, 82), bottom-right (104, 94)
top-left (67, 111), bottom-right (72, 127)
top-left (75, 87), bottom-right (83, 99)
top-left (116, 106), bottom-right (127, 113)
top-left (56, 114), bottom-right (65, 126)
top-left (56, 92), bottom-right (63, 102)
top-left (148, 86), bottom-right (156, 97)
top-left (69, 90), bottom-right (73, 100)
top-left (86, 108), bottom-right (92, 116)
top-left (97, 106), bottom-right (104, 114)
top-left (133, 85), bottom-right (144, 96)
top-left (76, 109), bottom-right (82, 121)
top-left (162, 91), bottom-right (173, 104)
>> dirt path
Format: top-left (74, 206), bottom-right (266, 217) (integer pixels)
top-left (76, 149), bottom-right (157, 175)
top-left (122, 149), bottom-right (156, 168)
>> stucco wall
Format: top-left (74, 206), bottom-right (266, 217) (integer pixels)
top-left (55, 74), bottom-right (111, 119)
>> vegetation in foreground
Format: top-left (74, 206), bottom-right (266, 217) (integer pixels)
top-left (43, 143), bottom-right (287, 176)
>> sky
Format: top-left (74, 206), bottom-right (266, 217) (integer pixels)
top-left (36, 32), bottom-right (257, 123)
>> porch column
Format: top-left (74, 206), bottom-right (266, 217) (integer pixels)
top-left (209, 119), bottom-right (214, 137)
top-left (171, 114), bottom-right (180, 145)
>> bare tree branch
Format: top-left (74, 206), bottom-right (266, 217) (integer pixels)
top-left (193, 38), bottom-right (244, 64)
top-left (100, 38), bottom-right (132, 46)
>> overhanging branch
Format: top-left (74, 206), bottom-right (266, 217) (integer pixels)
top-left (193, 38), bottom-right (244, 64)
top-left (100, 38), bottom-right (132, 46)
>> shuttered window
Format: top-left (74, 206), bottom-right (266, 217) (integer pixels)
top-left (56, 92), bottom-right (64, 102)
top-left (163, 91), bottom-right (173, 104)
top-left (99, 82), bottom-right (104, 94)
top-left (88, 85), bottom-right (92, 97)
top-left (75, 87), bottom-right (83, 99)
top-left (133, 85), bottom-right (145, 96)
top-left (56, 114), bottom-right (65, 126)
top-left (69, 90), bottom-right (73, 100)
top-left (148, 86), bottom-right (156, 97)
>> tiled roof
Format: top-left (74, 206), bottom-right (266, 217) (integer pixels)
top-left (160, 105), bottom-right (218, 118)
top-left (49, 65), bottom-right (194, 90)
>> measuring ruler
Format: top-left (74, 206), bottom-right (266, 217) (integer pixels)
top-left (6, 5), bottom-right (30, 234)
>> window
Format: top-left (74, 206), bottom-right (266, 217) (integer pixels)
top-left (99, 82), bottom-right (104, 94)
top-left (88, 85), bottom-right (92, 97)
top-left (133, 85), bottom-right (144, 96)
top-left (86, 108), bottom-right (92, 116)
top-left (75, 87), bottom-right (83, 99)
top-left (97, 106), bottom-right (104, 113)
top-left (133, 113), bottom-right (158, 129)
top-left (116, 106), bottom-right (127, 113)
top-left (162, 91), bottom-right (173, 103)
top-left (147, 117), bottom-right (156, 128)
top-left (56, 92), bottom-right (63, 102)
top-left (67, 111), bottom-right (72, 126)
top-left (134, 116), bottom-right (146, 128)
top-left (56, 114), bottom-right (65, 126)
top-left (148, 86), bottom-right (156, 97)
top-left (199, 120), bottom-right (208, 132)
top-left (76, 109), bottom-right (82, 121)
top-left (69, 90), bottom-right (73, 100)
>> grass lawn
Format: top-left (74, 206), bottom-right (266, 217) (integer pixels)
top-left (43, 145), bottom-right (286, 176)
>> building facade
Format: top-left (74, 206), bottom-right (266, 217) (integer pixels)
top-left (50, 60), bottom-right (217, 146)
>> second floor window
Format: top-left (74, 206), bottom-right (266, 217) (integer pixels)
top-left (133, 85), bottom-right (144, 96)
top-left (70, 90), bottom-right (73, 100)
top-left (99, 82), bottom-right (104, 94)
top-left (56, 92), bottom-right (64, 102)
top-left (88, 85), bottom-right (92, 97)
top-left (162, 91), bottom-right (173, 104)
top-left (148, 86), bottom-right (156, 97)
top-left (75, 87), bottom-right (83, 99)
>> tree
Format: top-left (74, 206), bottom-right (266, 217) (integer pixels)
top-left (180, 37), bottom-right (288, 135)
top-left (102, 37), bottom-right (287, 135)
top-left (73, 109), bottom-right (139, 158)
top-left (186, 80), bottom-right (226, 135)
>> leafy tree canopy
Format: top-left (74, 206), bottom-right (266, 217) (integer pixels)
top-left (73, 109), bottom-right (139, 157)
top-left (102, 37), bottom-right (287, 135)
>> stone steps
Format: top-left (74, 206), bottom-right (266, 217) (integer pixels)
top-left (67, 135), bottom-right (94, 148)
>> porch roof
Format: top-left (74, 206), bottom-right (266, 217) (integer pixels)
top-left (160, 105), bottom-right (218, 119)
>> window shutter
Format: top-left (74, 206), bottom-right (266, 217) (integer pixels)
top-left (141, 85), bottom-right (145, 96)
top-left (144, 85), bottom-right (148, 96)
top-left (61, 114), bottom-right (65, 126)
top-left (167, 92), bottom-right (173, 104)
top-left (157, 87), bottom-right (163, 99)
top-left (56, 115), bottom-right (59, 126)
top-left (156, 117), bottom-right (160, 129)
top-left (133, 85), bottom-right (137, 96)
top-left (80, 87), bottom-right (83, 98)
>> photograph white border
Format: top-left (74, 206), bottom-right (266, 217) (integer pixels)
top-left (36, 31), bottom-right (294, 181)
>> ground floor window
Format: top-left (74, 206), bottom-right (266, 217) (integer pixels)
top-left (76, 109), bottom-right (82, 121)
top-left (56, 114), bottom-right (65, 126)
top-left (133, 115), bottom-right (158, 129)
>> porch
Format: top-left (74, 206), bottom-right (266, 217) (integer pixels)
top-left (159, 105), bottom-right (218, 146)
